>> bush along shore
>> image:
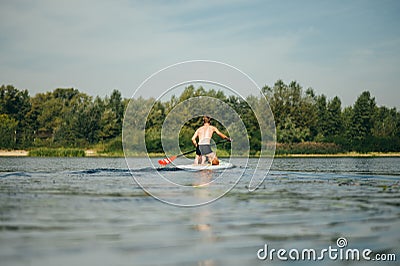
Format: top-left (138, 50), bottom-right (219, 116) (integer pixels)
top-left (28, 148), bottom-right (86, 157)
top-left (276, 142), bottom-right (343, 155)
top-left (1, 142), bottom-right (399, 158)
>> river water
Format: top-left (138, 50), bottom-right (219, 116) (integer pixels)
top-left (0, 157), bottom-right (399, 265)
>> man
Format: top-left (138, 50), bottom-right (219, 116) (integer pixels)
top-left (191, 116), bottom-right (231, 165)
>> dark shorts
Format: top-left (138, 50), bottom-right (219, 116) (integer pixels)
top-left (196, 144), bottom-right (213, 156)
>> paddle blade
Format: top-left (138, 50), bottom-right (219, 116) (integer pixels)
top-left (158, 156), bottom-right (177, 165)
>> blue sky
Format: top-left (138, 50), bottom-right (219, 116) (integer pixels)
top-left (1, 0), bottom-right (399, 108)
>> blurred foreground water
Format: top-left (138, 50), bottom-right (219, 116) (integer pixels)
top-left (0, 157), bottom-right (399, 266)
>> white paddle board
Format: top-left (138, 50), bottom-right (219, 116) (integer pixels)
top-left (176, 161), bottom-right (233, 171)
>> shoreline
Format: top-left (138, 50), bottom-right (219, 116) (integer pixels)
top-left (0, 150), bottom-right (29, 156)
top-left (1, 149), bottom-right (400, 158)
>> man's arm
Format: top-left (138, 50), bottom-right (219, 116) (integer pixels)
top-left (191, 129), bottom-right (199, 147)
top-left (214, 127), bottom-right (230, 141)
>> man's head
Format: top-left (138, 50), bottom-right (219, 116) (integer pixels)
top-left (203, 116), bottom-right (211, 124)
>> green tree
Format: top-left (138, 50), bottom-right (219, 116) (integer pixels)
top-left (75, 101), bottom-right (102, 144)
top-left (0, 85), bottom-right (31, 147)
top-left (265, 80), bottom-right (288, 127)
top-left (315, 94), bottom-right (328, 139)
top-left (372, 106), bottom-right (398, 137)
top-left (350, 91), bottom-right (376, 141)
top-left (98, 90), bottom-right (124, 141)
top-left (55, 98), bottom-right (101, 146)
top-left (326, 96), bottom-right (343, 137)
top-left (53, 88), bottom-right (80, 102)
top-left (0, 85), bottom-right (31, 121)
top-left (99, 108), bottom-right (120, 141)
top-left (109, 90), bottom-right (124, 131)
top-left (0, 114), bottom-right (18, 149)
top-left (264, 80), bottom-right (316, 143)
top-left (26, 92), bottom-right (58, 142)
top-left (179, 85), bottom-right (195, 102)
top-left (27, 88), bottom-right (93, 146)
top-left (240, 96), bottom-right (261, 153)
top-left (278, 116), bottom-right (311, 143)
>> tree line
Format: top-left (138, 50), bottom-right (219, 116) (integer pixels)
top-left (1, 81), bottom-right (399, 153)
top-left (262, 81), bottom-right (400, 153)
top-left (0, 85), bottom-right (125, 150)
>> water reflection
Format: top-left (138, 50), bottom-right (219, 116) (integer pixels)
top-left (198, 259), bottom-right (215, 266)
top-left (192, 170), bottom-right (213, 187)
top-left (192, 170), bottom-right (216, 266)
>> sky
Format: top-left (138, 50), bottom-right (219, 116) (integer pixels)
top-left (1, 0), bottom-right (399, 108)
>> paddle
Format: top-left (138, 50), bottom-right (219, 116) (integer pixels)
top-left (158, 139), bottom-right (231, 165)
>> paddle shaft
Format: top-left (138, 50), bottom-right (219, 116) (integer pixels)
top-left (178, 139), bottom-right (229, 158)
top-left (158, 139), bottom-right (230, 165)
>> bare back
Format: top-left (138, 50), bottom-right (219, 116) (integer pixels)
top-left (192, 121), bottom-right (228, 148)
top-left (196, 124), bottom-right (216, 144)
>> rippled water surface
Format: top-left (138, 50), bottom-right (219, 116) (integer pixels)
top-left (0, 157), bottom-right (399, 266)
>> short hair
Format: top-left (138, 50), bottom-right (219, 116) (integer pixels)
top-left (203, 116), bottom-right (211, 124)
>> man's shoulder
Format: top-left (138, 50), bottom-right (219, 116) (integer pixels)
top-left (210, 125), bottom-right (218, 131)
